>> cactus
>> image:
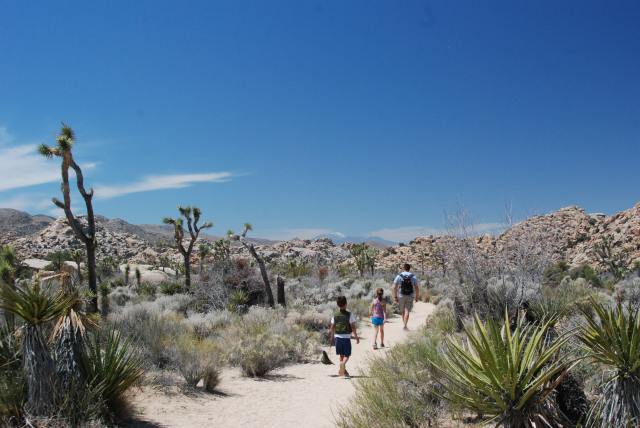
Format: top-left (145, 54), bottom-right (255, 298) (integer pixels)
top-left (163, 206), bottom-right (212, 289)
top-left (39, 125), bottom-right (98, 312)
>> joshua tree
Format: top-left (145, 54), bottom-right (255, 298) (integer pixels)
top-left (135, 267), bottom-right (141, 288)
top-left (198, 243), bottom-right (211, 274)
top-left (229, 223), bottom-right (275, 307)
top-left (158, 255), bottom-right (170, 272)
top-left (594, 235), bottom-right (626, 280)
top-left (163, 206), bottom-right (212, 288)
top-left (349, 243), bottom-right (377, 277)
top-left (39, 125), bottom-right (98, 312)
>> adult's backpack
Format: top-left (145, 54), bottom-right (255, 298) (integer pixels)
top-left (334, 310), bottom-right (352, 335)
top-left (400, 273), bottom-right (414, 295)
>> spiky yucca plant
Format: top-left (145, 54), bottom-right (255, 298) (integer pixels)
top-left (578, 301), bottom-right (640, 427)
top-left (52, 287), bottom-right (98, 393)
top-left (0, 280), bottom-right (74, 416)
top-left (432, 312), bottom-right (575, 427)
top-left (81, 329), bottom-right (143, 418)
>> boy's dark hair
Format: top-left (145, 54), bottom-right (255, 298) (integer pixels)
top-left (336, 296), bottom-right (347, 307)
top-left (403, 263), bottom-right (411, 271)
top-left (376, 288), bottom-right (384, 298)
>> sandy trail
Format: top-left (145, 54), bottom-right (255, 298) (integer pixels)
top-left (132, 302), bottom-right (435, 428)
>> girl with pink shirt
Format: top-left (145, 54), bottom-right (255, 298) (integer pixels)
top-left (369, 288), bottom-right (386, 350)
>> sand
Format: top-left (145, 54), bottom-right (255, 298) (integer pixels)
top-left (131, 301), bottom-right (435, 428)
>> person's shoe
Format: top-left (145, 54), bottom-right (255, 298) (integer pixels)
top-left (380, 343), bottom-right (385, 348)
top-left (403, 326), bottom-right (409, 331)
top-left (373, 343), bottom-right (378, 350)
top-left (343, 369), bottom-right (351, 379)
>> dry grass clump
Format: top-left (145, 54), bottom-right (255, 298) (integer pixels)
top-left (222, 306), bottom-right (318, 377)
top-left (168, 335), bottom-right (223, 390)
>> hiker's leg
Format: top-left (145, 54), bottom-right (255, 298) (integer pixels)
top-left (372, 325), bottom-right (379, 346)
top-left (380, 324), bottom-right (385, 344)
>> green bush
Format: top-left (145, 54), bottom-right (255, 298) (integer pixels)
top-left (159, 281), bottom-right (184, 296)
top-left (226, 289), bottom-right (249, 313)
top-left (337, 332), bottom-right (443, 428)
top-left (570, 265), bottom-right (602, 288)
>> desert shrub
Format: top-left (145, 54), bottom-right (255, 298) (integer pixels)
top-left (168, 336), bottom-right (222, 389)
top-left (570, 264), bottom-right (603, 288)
top-left (432, 313), bottom-right (575, 426)
top-left (227, 289), bottom-right (249, 313)
top-left (337, 332), bottom-right (443, 428)
top-left (223, 307), bottom-right (318, 377)
top-left (137, 282), bottom-right (156, 298)
top-left (183, 310), bottom-right (235, 340)
top-left (0, 326), bottom-right (24, 423)
top-left (81, 329), bottom-right (144, 420)
top-left (337, 263), bottom-right (352, 278)
top-left (425, 301), bottom-right (457, 335)
top-left (543, 260), bottom-right (570, 287)
top-left (109, 286), bottom-right (136, 307)
top-left (615, 277), bottom-right (640, 309)
top-left (107, 303), bottom-right (190, 368)
top-left (159, 281), bottom-right (184, 296)
top-left (578, 301), bottom-right (640, 427)
top-left (528, 278), bottom-right (594, 321)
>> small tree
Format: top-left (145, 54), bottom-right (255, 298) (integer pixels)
top-left (158, 255), bottom-right (170, 272)
top-left (594, 235), bottom-right (626, 280)
top-left (198, 243), bottom-right (211, 274)
top-left (349, 243), bottom-right (377, 277)
top-left (135, 267), bottom-right (141, 288)
top-left (39, 125), bottom-right (99, 312)
top-left (229, 223), bottom-right (274, 307)
top-left (163, 206), bottom-right (212, 289)
top-left (70, 248), bottom-right (84, 282)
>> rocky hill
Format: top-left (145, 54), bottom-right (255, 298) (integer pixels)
top-left (3, 203), bottom-right (639, 274)
top-left (0, 209), bottom-right (54, 243)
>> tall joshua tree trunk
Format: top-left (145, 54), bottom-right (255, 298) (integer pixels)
top-left (163, 206), bottom-right (212, 289)
top-left (23, 324), bottom-right (57, 416)
top-left (231, 223), bottom-right (275, 307)
top-left (39, 125), bottom-right (98, 312)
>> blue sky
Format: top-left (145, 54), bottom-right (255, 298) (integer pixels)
top-left (0, 1), bottom-right (638, 242)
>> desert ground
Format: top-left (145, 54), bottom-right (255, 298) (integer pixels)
top-left (132, 302), bottom-right (435, 428)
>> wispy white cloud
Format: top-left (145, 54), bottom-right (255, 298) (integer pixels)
top-left (93, 172), bottom-right (233, 199)
top-left (257, 228), bottom-right (342, 241)
top-left (0, 145), bottom-right (65, 191)
top-left (368, 222), bottom-right (505, 242)
top-left (0, 127), bottom-right (10, 145)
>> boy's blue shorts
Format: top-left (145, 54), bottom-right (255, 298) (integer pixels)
top-left (335, 337), bottom-right (352, 357)
top-left (371, 317), bottom-right (384, 326)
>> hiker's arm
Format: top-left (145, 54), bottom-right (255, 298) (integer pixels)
top-left (382, 302), bottom-right (387, 321)
top-left (369, 302), bottom-right (374, 318)
top-left (351, 323), bottom-right (360, 344)
top-left (414, 282), bottom-right (420, 302)
top-left (392, 281), bottom-right (398, 302)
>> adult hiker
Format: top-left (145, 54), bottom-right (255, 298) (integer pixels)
top-left (392, 263), bottom-right (420, 330)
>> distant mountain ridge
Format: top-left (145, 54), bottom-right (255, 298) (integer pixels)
top-left (0, 208), bottom-right (54, 242)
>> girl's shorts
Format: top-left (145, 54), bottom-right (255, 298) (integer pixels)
top-left (371, 317), bottom-right (384, 326)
